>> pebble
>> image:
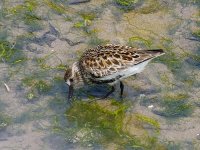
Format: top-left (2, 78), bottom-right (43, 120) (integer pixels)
top-left (148, 105), bottom-right (154, 109)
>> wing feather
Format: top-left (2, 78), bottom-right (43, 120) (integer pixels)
top-left (79, 44), bottom-right (164, 78)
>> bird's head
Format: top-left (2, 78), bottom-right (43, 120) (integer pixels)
top-left (64, 62), bottom-right (81, 86)
top-left (64, 68), bottom-right (74, 86)
top-left (64, 62), bottom-right (82, 100)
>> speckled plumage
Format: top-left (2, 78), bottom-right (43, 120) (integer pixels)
top-left (78, 44), bottom-right (164, 83)
top-left (64, 44), bottom-right (165, 101)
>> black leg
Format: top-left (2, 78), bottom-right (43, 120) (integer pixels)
top-left (68, 85), bottom-right (74, 104)
top-left (120, 81), bottom-right (124, 98)
top-left (102, 86), bottom-right (115, 99)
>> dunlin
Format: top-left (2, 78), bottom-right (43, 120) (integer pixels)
top-left (64, 44), bottom-right (165, 102)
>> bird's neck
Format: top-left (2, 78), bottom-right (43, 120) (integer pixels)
top-left (72, 62), bottom-right (85, 87)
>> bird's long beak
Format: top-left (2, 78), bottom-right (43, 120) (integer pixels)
top-left (68, 85), bottom-right (74, 102)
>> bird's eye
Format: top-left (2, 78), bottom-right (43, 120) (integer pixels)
top-left (70, 78), bottom-right (73, 82)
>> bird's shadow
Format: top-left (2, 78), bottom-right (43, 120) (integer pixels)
top-left (74, 84), bottom-right (112, 100)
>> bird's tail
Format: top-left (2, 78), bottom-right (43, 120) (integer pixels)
top-left (143, 49), bottom-right (165, 57)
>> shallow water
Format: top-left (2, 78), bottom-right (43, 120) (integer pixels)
top-left (0, 0), bottom-right (200, 149)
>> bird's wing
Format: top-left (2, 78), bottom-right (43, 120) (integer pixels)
top-left (79, 44), bottom-right (164, 78)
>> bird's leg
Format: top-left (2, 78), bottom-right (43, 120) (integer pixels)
top-left (120, 81), bottom-right (124, 98)
top-left (102, 86), bottom-right (115, 99)
top-left (68, 85), bottom-right (74, 104)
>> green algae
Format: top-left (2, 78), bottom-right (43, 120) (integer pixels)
top-left (35, 52), bottom-right (56, 70)
top-left (22, 76), bottom-right (52, 98)
top-left (155, 42), bottom-right (183, 73)
top-left (155, 93), bottom-right (193, 118)
top-left (128, 36), bottom-right (152, 48)
top-left (0, 40), bottom-right (15, 61)
top-left (135, 114), bottom-right (160, 134)
top-left (54, 64), bottom-right (67, 71)
top-left (44, 0), bottom-right (67, 15)
top-left (23, 12), bottom-right (43, 32)
top-left (22, 76), bottom-right (37, 87)
top-left (6, 0), bottom-right (43, 32)
top-left (53, 76), bottom-right (63, 83)
top-left (157, 48), bottom-right (198, 89)
top-left (36, 80), bottom-right (52, 93)
top-left (15, 32), bottom-right (36, 48)
top-left (192, 30), bottom-right (200, 39)
top-left (74, 11), bottom-right (97, 34)
top-left (0, 40), bottom-right (26, 64)
top-left (116, 0), bottom-right (139, 6)
top-left (115, 0), bottom-right (142, 11)
top-left (36, 58), bottom-right (52, 70)
top-left (36, 56), bottom-right (67, 71)
top-left (67, 101), bottom-right (127, 135)
top-left (74, 22), bottom-right (85, 28)
top-left (114, 0), bottom-right (163, 13)
top-left (159, 72), bottom-right (180, 90)
top-left (8, 1), bottom-right (38, 15)
top-left (64, 16), bottom-right (73, 22)
top-left (140, 92), bottom-right (193, 119)
top-left (154, 38), bottom-right (198, 90)
top-left (0, 113), bottom-right (11, 130)
top-left (27, 91), bottom-right (36, 101)
top-left (79, 12), bottom-right (96, 23)
top-left (64, 101), bottom-right (164, 149)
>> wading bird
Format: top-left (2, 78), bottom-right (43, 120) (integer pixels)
top-left (64, 44), bottom-right (165, 103)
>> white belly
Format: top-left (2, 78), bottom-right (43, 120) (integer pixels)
top-left (97, 60), bottom-right (151, 81)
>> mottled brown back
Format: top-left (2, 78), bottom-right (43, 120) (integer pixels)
top-left (79, 44), bottom-right (164, 78)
